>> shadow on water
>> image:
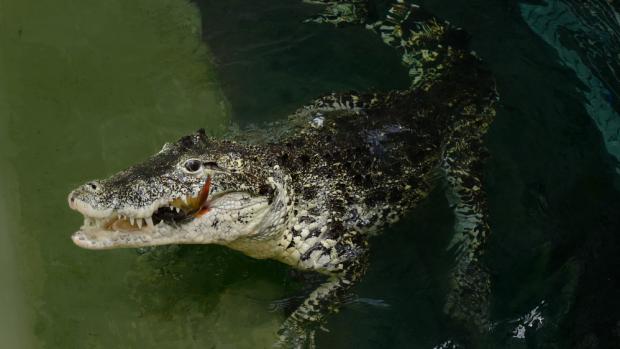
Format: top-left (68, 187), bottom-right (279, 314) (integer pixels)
top-left (192, 0), bottom-right (410, 123)
top-left (420, 0), bottom-right (620, 347)
top-left (1, 0), bottom-right (620, 348)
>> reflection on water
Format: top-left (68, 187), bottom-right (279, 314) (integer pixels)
top-left (1, 0), bottom-right (620, 347)
top-left (521, 0), bottom-right (620, 169)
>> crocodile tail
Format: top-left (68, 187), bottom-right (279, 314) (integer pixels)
top-left (366, 1), bottom-right (473, 89)
top-left (305, 1), bottom-right (474, 90)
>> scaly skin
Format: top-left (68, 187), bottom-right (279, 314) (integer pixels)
top-left (68, 1), bottom-right (498, 347)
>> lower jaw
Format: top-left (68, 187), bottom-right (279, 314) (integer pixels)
top-left (71, 227), bottom-right (158, 250)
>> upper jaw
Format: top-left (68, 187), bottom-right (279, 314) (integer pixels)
top-left (69, 192), bottom-right (200, 228)
top-left (67, 174), bottom-right (214, 232)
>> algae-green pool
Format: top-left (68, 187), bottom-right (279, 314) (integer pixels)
top-left (0, 0), bottom-right (284, 347)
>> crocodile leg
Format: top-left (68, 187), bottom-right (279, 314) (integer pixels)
top-left (277, 235), bottom-right (368, 348)
top-left (441, 135), bottom-right (492, 333)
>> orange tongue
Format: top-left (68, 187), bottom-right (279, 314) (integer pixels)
top-left (194, 176), bottom-right (212, 217)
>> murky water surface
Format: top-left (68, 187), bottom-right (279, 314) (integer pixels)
top-left (1, 0), bottom-right (619, 348)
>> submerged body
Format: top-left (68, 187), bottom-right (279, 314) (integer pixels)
top-left (68, 1), bottom-right (497, 347)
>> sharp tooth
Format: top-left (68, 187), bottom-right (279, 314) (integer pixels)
top-left (183, 196), bottom-right (190, 205)
top-left (130, 217), bottom-right (135, 225)
top-left (145, 217), bottom-right (154, 228)
top-left (175, 207), bottom-right (181, 213)
top-left (170, 206), bottom-right (174, 211)
top-left (137, 219), bottom-right (143, 229)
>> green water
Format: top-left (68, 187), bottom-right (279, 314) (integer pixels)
top-left (0, 0), bottom-right (283, 347)
top-left (2, 0), bottom-right (620, 348)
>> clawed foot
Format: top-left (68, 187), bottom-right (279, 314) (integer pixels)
top-left (274, 318), bottom-right (317, 349)
top-left (444, 259), bottom-right (492, 332)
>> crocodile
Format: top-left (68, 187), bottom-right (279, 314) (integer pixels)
top-left (67, 0), bottom-right (498, 347)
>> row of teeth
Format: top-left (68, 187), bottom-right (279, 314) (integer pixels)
top-left (119, 215), bottom-right (155, 228)
top-left (79, 186), bottom-right (201, 231)
top-left (84, 204), bottom-right (186, 229)
top-left (119, 204), bottom-right (187, 228)
top-left (84, 216), bottom-right (156, 229)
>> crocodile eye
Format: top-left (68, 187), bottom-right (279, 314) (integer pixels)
top-left (183, 159), bottom-right (203, 173)
top-left (85, 181), bottom-right (100, 192)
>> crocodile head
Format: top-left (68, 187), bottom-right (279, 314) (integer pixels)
top-left (68, 129), bottom-right (286, 250)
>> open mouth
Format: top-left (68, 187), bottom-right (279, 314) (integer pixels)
top-left (71, 176), bottom-right (212, 233)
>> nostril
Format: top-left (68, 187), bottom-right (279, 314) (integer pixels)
top-left (68, 192), bottom-right (78, 209)
top-left (86, 181), bottom-right (99, 191)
